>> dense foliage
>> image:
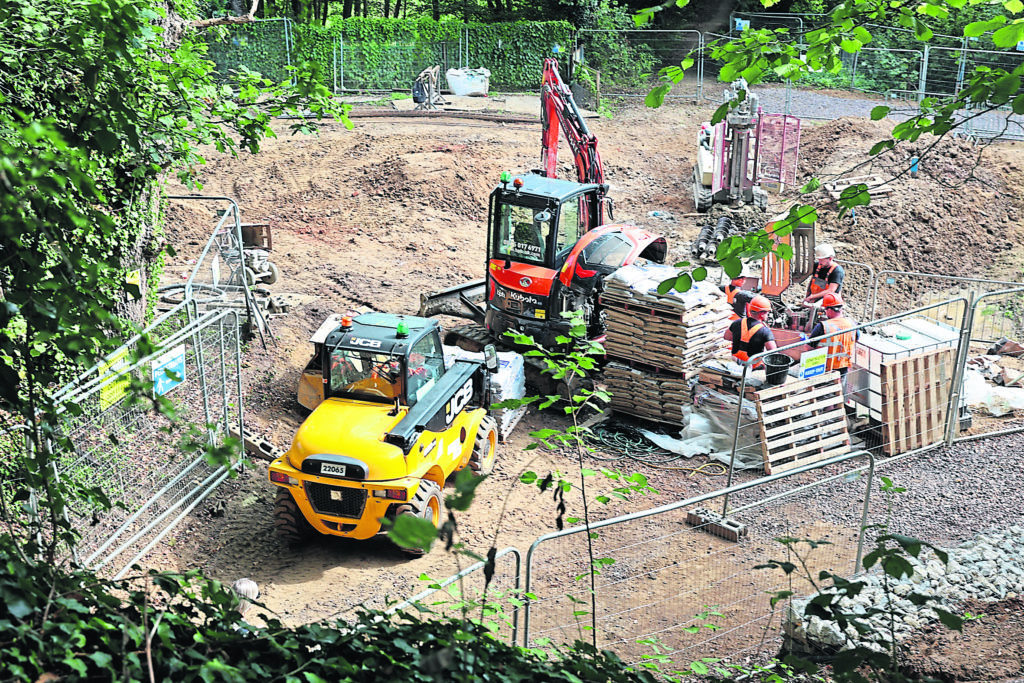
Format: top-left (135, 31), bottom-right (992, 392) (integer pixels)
top-left (0, 543), bottom-right (654, 682)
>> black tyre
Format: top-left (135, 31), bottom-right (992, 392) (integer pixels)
top-left (469, 416), bottom-right (498, 475)
top-left (273, 487), bottom-right (315, 545)
top-left (394, 479), bottom-right (442, 555)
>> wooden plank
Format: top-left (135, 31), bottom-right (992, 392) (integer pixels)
top-left (760, 393), bottom-right (845, 428)
top-left (768, 432), bottom-right (851, 462)
top-left (754, 371), bottom-right (841, 401)
top-left (767, 445), bottom-right (852, 475)
top-left (764, 416), bottom-right (847, 450)
top-left (762, 401), bottom-right (845, 439)
top-left (758, 382), bottom-right (844, 412)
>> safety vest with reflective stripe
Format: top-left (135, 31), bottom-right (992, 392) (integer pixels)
top-left (822, 317), bottom-right (855, 371)
top-left (733, 318), bottom-right (766, 367)
top-left (808, 262), bottom-right (838, 296)
top-left (725, 284), bottom-right (740, 320)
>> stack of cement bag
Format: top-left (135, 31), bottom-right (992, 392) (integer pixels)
top-left (443, 346), bottom-right (527, 441)
top-left (602, 361), bottom-right (693, 424)
top-left (599, 264), bottom-right (732, 424)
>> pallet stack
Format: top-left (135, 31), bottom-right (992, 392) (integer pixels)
top-left (599, 264), bottom-right (733, 424)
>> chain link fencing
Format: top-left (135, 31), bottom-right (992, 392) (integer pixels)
top-left (576, 30), bottom-right (702, 100)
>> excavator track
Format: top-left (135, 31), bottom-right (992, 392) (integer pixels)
top-left (444, 323), bottom-right (562, 396)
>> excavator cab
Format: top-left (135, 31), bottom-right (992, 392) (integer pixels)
top-left (484, 173), bottom-right (666, 347)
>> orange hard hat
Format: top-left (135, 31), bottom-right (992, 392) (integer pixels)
top-left (822, 292), bottom-right (845, 308)
top-left (748, 295), bottom-right (771, 314)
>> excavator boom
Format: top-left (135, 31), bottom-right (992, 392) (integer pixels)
top-left (540, 57), bottom-right (605, 221)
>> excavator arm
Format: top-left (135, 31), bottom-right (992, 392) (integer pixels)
top-left (540, 58), bottom-right (606, 223)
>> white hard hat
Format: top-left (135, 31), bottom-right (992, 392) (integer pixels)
top-left (814, 244), bottom-right (835, 259)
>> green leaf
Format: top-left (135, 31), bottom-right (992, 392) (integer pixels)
top-left (800, 178), bottom-right (821, 194)
top-left (870, 106), bottom-right (890, 121)
top-left (869, 139), bottom-right (896, 155)
top-left (692, 266), bottom-right (707, 282)
top-left (721, 256), bottom-right (743, 279)
top-left (965, 17), bottom-right (1007, 37)
top-left (656, 277), bottom-right (676, 295)
top-left (934, 607), bottom-right (965, 632)
top-left (992, 22), bottom-right (1024, 48)
top-left (914, 18), bottom-right (933, 41)
top-left (645, 84), bottom-right (671, 109)
top-left (1006, 0), bottom-right (1024, 14)
top-left (674, 273), bottom-right (693, 292)
top-left (386, 513), bottom-right (437, 553)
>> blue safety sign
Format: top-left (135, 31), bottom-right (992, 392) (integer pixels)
top-left (152, 345), bottom-right (186, 396)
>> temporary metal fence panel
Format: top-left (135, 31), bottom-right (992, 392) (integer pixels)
top-left (953, 287), bottom-right (1024, 442)
top-left (390, 547), bottom-right (523, 644)
top-left (48, 305), bottom-right (244, 576)
top-left (757, 113), bottom-right (801, 186)
top-left (575, 30), bottom-right (702, 100)
top-left (335, 35), bottom-right (452, 92)
top-left (520, 452), bottom-right (873, 667)
top-left (870, 270), bottom-right (1024, 343)
top-left (164, 196), bottom-right (264, 343)
top-left (737, 300), bottom-right (969, 469)
top-left (835, 259), bottom-right (876, 324)
top-left (203, 17), bottom-right (294, 84)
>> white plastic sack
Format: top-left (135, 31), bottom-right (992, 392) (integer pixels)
top-left (963, 368), bottom-right (1024, 416)
top-left (446, 68), bottom-right (491, 97)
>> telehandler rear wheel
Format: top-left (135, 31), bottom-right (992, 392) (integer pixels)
top-left (469, 416), bottom-right (498, 475)
top-left (274, 487), bottom-right (315, 544)
top-left (394, 479), bottom-right (442, 555)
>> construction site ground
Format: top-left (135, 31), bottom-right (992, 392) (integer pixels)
top-left (158, 92), bottom-right (1024, 680)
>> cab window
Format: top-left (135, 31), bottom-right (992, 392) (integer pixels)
top-left (557, 198), bottom-right (584, 253)
top-left (497, 203), bottom-right (552, 264)
top-left (329, 349), bottom-right (403, 403)
top-left (407, 334), bottom-right (445, 406)
top-left (580, 233), bottom-right (633, 268)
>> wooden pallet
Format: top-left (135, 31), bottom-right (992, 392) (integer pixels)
top-left (754, 372), bottom-right (850, 474)
top-left (880, 348), bottom-right (954, 455)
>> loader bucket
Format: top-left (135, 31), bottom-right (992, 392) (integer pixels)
top-left (419, 279), bottom-right (487, 324)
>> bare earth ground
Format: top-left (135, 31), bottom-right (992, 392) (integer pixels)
top-left (155, 94), bottom-right (1024, 679)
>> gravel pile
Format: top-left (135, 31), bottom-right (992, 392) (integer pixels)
top-left (783, 524), bottom-right (1024, 653)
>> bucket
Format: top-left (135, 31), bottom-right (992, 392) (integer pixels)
top-left (764, 353), bottom-right (793, 387)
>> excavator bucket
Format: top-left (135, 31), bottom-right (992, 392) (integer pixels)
top-left (418, 279), bottom-right (487, 324)
top-left (761, 218), bottom-right (815, 297)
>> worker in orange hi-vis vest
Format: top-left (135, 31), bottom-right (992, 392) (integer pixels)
top-left (803, 243), bottom-right (846, 333)
top-left (724, 295), bottom-right (777, 368)
top-left (807, 292), bottom-right (859, 394)
top-left (719, 266), bottom-right (754, 321)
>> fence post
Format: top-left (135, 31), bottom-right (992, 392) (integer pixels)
top-left (919, 45), bottom-right (929, 101)
top-left (945, 289), bottom-right (975, 444)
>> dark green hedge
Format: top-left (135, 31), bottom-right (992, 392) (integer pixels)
top-left (203, 18), bottom-right (574, 91)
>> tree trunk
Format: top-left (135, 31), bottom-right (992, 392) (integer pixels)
top-left (383, 0), bottom-right (390, 17)
top-left (343, 0), bottom-right (352, 19)
top-left (431, 0), bottom-right (439, 20)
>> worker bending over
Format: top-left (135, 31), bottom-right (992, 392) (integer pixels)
top-left (724, 295), bottom-right (777, 367)
top-left (803, 243), bottom-right (845, 305)
top-left (807, 292), bottom-right (857, 382)
top-left (720, 268), bottom-right (755, 321)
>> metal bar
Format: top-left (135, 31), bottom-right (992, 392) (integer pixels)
top-left (112, 463), bottom-right (238, 579)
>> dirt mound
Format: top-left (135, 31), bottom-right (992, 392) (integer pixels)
top-left (790, 117), bottom-right (1024, 283)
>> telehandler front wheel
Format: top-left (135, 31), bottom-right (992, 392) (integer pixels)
top-left (469, 415), bottom-right (498, 476)
top-left (395, 479), bottom-right (442, 555)
top-left (274, 487), bottom-right (315, 545)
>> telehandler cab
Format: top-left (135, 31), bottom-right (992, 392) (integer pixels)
top-left (270, 312), bottom-right (499, 552)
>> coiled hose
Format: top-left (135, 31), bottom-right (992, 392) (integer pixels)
top-left (584, 423), bottom-right (728, 477)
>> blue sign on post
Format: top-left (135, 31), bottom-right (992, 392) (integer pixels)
top-left (152, 345), bottom-right (186, 396)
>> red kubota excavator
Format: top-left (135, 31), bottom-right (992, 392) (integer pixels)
top-left (419, 58), bottom-right (667, 377)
